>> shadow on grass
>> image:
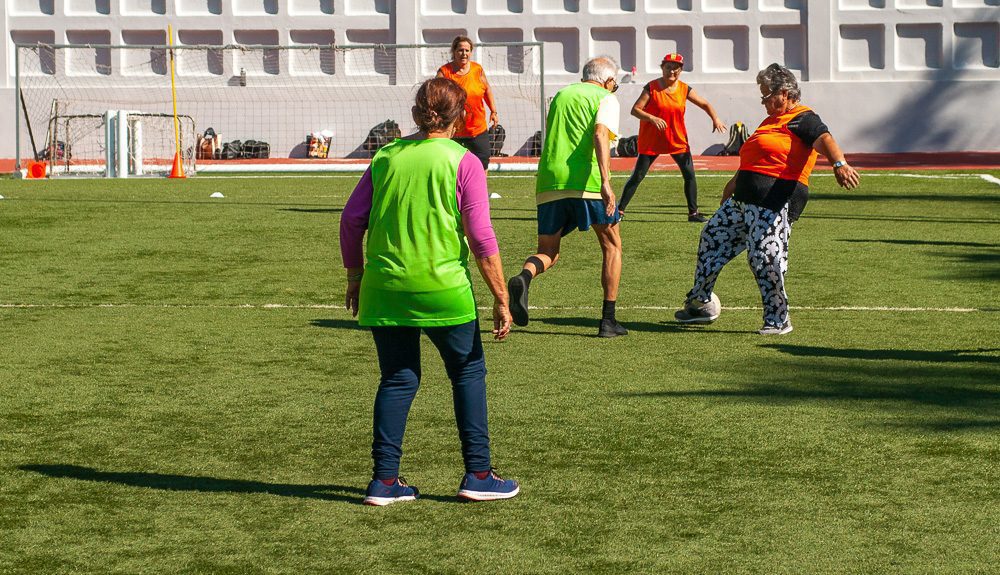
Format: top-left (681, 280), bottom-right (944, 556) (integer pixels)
top-left (18, 464), bottom-right (456, 504)
top-left (837, 239), bottom-right (999, 249)
top-left (802, 213), bottom-right (997, 225)
top-left (815, 193), bottom-right (999, 203)
top-left (835, 239), bottom-right (1000, 281)
top-left (280, 207), bottom-right (342, 214)
top-left (310, 318), bottom-right (365, 330)
top-left (762, 343), bottom-right (1000, 365)
top-left (618, 354), bottom-right (999, 430)
top-left (536, 316), bottom-right (746, 335)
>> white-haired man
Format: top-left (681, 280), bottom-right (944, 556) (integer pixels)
top-left (507, 56), bottom-right (627, 338)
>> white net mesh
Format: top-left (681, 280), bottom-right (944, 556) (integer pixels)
top-left (16, 42), bottom-right (545, 176)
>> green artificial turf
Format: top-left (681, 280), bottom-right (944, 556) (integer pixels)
top-left (0, 171), bottom-right (997, 574)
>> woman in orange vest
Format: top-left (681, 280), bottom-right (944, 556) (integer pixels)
top-left (673, 63), bottom-right (860, 335)
top-left (437, 36), bottom-right (499, 170)
top-left (618, 53), bottom-right (727, 222)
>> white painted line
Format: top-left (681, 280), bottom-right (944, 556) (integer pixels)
top-left (0, 303), bottom-right (988, 313)
top-left (980, 174), bottom-right (1000, 186)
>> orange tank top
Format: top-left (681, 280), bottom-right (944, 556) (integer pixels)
top-left (739, 105), bottom-right (818, 186)
top-left (637, 79), bottom-right (689, 156)
top-left (438, 61), bottom-right (488, 138)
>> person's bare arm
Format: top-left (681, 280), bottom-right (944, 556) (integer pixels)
top-left (593, 124), bottom-right (616, 216)
top-left (720, 174), bottom-right (737, 205)
top-left (813, 133), bottom-right (860, 190)
top-left (687, 88), bottom-right (727, 133)
top-left (630, 88), bottom-right (666, 131)
top-left (474, 253), bottom-right (511, 341)
top-left (481, 70), bottom-right (499, 128)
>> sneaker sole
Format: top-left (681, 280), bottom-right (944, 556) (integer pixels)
top-left (674, 311), bottom-right (719, 324)
top-left (758, 325), bottom-right (793, 335)
top-left (457, 485), bottom-right (520, 501)
top-left (507, 276), bottom-right (529, 327)
top-left (598, 328), bottom-right (628, 338)
top-left (362, 495), bottom-right (417, 506)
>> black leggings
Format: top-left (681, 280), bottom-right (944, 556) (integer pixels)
top-left (618, 152), bottom-right (698, 214)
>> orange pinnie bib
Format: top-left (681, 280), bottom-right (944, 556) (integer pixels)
top-left (637, 79), bottom-right (689, 155)
top-left (739, 105), bottom-right (819, 186)
top-left (438, 61), bottom-right (488, 138)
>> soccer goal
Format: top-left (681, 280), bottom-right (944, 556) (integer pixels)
top-left (14, 41), bottom-right (545, 177)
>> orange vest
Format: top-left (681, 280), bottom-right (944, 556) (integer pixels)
top-left (438, 61), bottom-right (488, 138)
top-left (739, 105), bottom-right (818, 186)
top-left (637, 80), bottom-right (689, 155)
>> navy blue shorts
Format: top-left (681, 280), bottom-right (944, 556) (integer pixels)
top-left (537, 198), bottom-right (621, 236)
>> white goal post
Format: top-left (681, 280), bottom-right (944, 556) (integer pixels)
top-left (14, 41), bottom-right (546, 177)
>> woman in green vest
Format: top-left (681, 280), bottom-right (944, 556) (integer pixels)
top-left (340, 78), bottom-right (520, 506)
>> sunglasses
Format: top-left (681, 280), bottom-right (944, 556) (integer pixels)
top-left (760, 90), bottom-right (781, 103)
top-left (606, 77), bottom-right (619, 93)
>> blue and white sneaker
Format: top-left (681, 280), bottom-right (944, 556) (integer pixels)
top-left (363, 477), bottom-right (419, 506)
top-left (457, 470), bottom-right (520, 502)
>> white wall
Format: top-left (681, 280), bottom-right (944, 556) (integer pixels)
top-left (3, 0), bottom-right (999, 163)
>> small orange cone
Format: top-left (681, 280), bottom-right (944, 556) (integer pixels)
top-left (26, 161), bottom-right (47, 179)
top-left (168, 151), bottom-right (186, 179)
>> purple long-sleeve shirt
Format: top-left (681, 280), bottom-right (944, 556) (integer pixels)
top-left (340, 151), bottom-right (499, 269)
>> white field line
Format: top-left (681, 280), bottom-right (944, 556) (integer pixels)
top-left (980, 174), bottom-right (1000, 186)
top-left (0, 303), bottom-right (988, 313)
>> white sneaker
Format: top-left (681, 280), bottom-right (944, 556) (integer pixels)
top-left (758, 323), bottom-right (793, 335)
top-left (674, 293), bottom-right (721, 324)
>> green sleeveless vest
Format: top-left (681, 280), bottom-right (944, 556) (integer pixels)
top-left (536, 82), bottom-right (609, 196)
top-left (358, 138), bottom-right (477, 327)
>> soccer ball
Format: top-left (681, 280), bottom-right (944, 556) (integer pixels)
top-left (703, 292), bottom-right (722, 318)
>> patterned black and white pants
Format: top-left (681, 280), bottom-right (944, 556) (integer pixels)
top-left (686, 198), bottom-right (791, 328)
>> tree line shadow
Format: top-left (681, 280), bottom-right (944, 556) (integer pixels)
top-left (837, 238), bottom-right (1000, 281)
top-left (618, 343), bottom-right (1000, 430)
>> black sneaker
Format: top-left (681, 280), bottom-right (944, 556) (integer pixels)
top-left (507, 274), bottom-right (529, 327)
top-left (687, 212), bottom-right (708, 223)
top-left (598, 318), bottom-right (628, 338)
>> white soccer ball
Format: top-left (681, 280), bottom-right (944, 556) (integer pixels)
top-left (700, 292), bottom-right (722, 317)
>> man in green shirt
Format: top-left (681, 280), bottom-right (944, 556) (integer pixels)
top-left (507, 56), bottom-right (628, 338)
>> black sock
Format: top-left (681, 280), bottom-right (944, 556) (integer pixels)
top-left (602, 300), bottom-right (616, 321)
top-left (518, 269), bottom-right (533, 287)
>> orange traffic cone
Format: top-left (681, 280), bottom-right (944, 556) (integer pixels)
top-left (25, 161), bottom-right (47, 179)
top-left (168, 151), bottom-right (186, 179)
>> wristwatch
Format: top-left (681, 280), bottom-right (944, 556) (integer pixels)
top-left (832, 160), bottom-right (846, 169)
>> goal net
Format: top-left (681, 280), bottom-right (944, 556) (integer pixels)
top-left (15, 42), bottom-right (545, 176)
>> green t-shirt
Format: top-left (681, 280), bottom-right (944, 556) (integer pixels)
top-left (358, 138), bottom-right (477, 327)
top-left (536, 82), bottom-right (610, 202)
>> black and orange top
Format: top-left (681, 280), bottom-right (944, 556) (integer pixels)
top-left (733, 105), bottom-right (829, 215)
top-left (438, 61), bottom-right (488, 138)
top-left (637, 79), bottom-right (690, 155)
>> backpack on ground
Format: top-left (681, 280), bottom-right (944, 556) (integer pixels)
top-left (488, 123), bottom-right (507, 156)
top-left (240, 140), bottom-right (270, 159)
top-left (719, 122), bottom-right (750, 156)
top-left (616, 135), bottom-right (638, 158)
top-left (363, 120), bottom-right (401, 155)
top-left (221, 140), bottom-right (242, 160)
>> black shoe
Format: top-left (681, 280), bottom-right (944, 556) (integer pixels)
top-left (598, 318), bottom-right (628, 338)
top-left (507, 274), bottom-right (529, 327)
top-left (687, 212), bottom-right (707, 223)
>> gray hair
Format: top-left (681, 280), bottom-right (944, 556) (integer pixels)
top-left (756, 63), bottom-right (801, 101)
top-left (582, 56), bottom-right (619, 83)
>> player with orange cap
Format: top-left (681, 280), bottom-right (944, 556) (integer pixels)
top-left (618, 53), bottom-right (727, 222)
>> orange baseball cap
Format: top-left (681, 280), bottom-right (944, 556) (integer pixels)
top-left (662, 53), bottom-right (684, 65)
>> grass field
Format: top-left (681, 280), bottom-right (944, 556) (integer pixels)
top-left (1, 170), bottom-right (998, 574)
